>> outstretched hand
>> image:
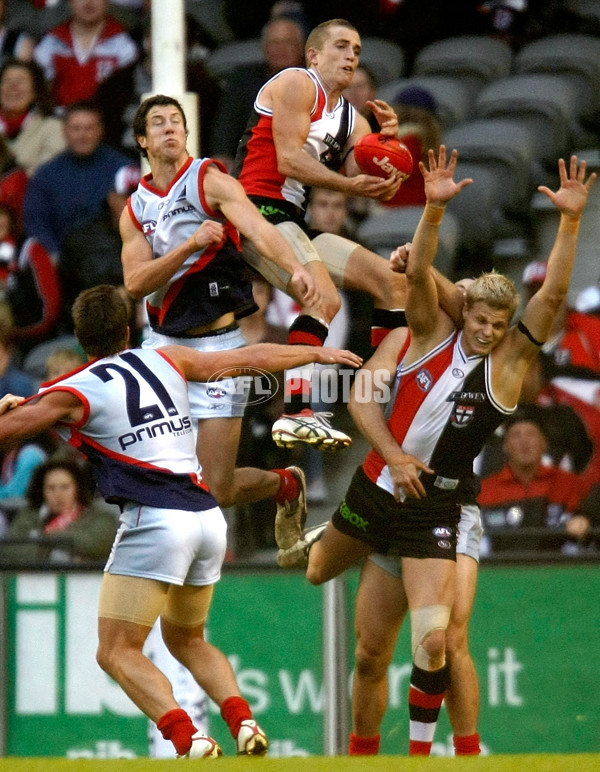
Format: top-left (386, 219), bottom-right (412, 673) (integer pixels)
top-left (537, 156), bottom-right (597, 217)
top-left (420, 145), bottom-right (473, 206)
top-left (315, 347), bottom-right (363, 369)
top-left (367, 99), bottom-right (399, 137)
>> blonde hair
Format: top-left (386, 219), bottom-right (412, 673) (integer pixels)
top-left (465, 271), bottom-right (520, 319)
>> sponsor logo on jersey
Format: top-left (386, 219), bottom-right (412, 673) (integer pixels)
top-left (437, 539), bottom-right (452, 550)
top-left (118, 416), bottom-right (193, 450)
top-left (452, 368), bottom-right (464, 378)
top-left (433, 527), bottom-right (453, 538)
top-left (161, 204), bottom-right (195, 221)
top-left (416, 368), bottom-right (433, 392)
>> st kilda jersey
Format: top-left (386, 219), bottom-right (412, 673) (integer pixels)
top-left (363, 330), bottom-right (516, 510)
top-left (127, 157), bottom-right (256, 335)
top-left (36, 349), bottom-right (217, 512)
top-left (234, 67), bottom-right (355, 213)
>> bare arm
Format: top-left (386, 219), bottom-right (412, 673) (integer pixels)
top-left (348, 329), bottom-right (433, 500)
top-left (267, 70), bottom-right (400, 200)
top-left (203, 166), bottom-right (320, 308)
top-left (163, 342), bottom-right (363, 383)
top-left (520, 156), bottom-right (597, 347)
top-left (405, 147), bottom-right (472, 347)
top-left (0, 391), bottom-right (83, 447)
top-left (119, 204), bottom-right (224, 300)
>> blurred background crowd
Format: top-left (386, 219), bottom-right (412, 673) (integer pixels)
top-left (0, 0), bottom-right (599, 564)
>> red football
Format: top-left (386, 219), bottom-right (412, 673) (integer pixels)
top-left (354, 133), bottom-right (413, 180)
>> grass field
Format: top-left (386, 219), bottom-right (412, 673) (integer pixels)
top-left (1, 754), bottom-right (599, 772)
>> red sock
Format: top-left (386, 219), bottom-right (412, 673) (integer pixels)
top-left (410, 739), bottom-right (433, 755)
top-left (454, 733), bottom-right (481, 755)
top-left (273, 468), bottom-right (300, 503)
top-left (349, 732), bottom-right (380, 755)
top-left (221, 695), bottom-right (252, 737)
top-left (157, 708), bottom-right (197, 756)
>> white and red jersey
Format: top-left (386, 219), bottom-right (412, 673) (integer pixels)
top-left (364, 331), bottom-right (516, 508)
top-left (127, 157), bottom-right (255, 334)
top-left (34, 17), bottom-right (138, 105)
top-left (235, 67), bottom-right (356, 213)
top-left (36, 348), bottom-right (216, 512)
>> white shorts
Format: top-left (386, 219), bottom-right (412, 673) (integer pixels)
top-left (105, 503), bottom-right (228, 586)
top-left (142, 327), bottom-right (250, 419)
top-left (243, 221), bottom-right (358, 292)
top-left (369, 503), bottom-right (483, 577)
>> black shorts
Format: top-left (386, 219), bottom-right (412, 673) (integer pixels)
top-left (331, 466), bottom-right (460, 560)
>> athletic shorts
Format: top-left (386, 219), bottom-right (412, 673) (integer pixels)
top-left (105, 502), bottom-right (228, 586)
top-left (332, 465), bottom-right (461, 560)
top-left (142, 326), bottom-right (250, 419)
top-left (242, 221), bottom-right (357, 292)
top-left (370, 502), bottom-right (483, 577)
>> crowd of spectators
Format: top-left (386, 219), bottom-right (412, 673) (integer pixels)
top-left (0, 0), bottom-right (598, 562)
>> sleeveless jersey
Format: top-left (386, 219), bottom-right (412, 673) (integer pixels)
top-left (127, 156), bottom-right (256, 334)
top-left (363, 331), bottom-right (516, 510)
top-left (234, 68), bottom-right (356, 213)
top-left (37, 348), bottom-right (217, 512)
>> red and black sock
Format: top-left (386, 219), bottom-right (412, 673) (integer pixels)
top-left (285, 315), bottom-right (328, 414)
top-left (371, 308), bottom-right (407, 347)
top-left (408, 663), bottom-right (449, 756)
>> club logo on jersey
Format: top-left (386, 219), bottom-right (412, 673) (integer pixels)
top-left (416, 368), bottom-right (433, 392)
top-left (448, 389), bottom-right (486, 427)
top-left (142, 220), bottom-right (157, 235)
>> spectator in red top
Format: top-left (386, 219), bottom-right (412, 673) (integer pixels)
top-left (33, 0), bottom-right (138, 109)
top-left (478, 410), bottom-right (597, 553)
top-left (521, 259), bottom-right (600, 373)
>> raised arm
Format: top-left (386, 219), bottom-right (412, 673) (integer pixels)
top-left (404, 146), bottom-right (472, 344)
top-left (520, 156), bottom-right (597, 346)
top-left (0, 391), bottom-right (83, 447)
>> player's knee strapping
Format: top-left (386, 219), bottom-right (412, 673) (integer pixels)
top-left (410, 604), bottom-right (451, 670)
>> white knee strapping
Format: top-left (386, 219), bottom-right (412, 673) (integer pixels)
top-left (410, 605), bottom-right (451, 670)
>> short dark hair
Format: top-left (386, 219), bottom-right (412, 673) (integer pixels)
top-left (64, 99), bottom-right (104, 123)
top-left (27, 457), bottom-right (95, 509)
top-left (305, 19), bottom-right (359, 58)
top-left (132, 94), bottom-right (187, 158)
top-left (72, 285), bottom-right (129, 358)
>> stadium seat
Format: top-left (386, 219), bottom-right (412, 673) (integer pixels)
top-left (444, 118), bottom-right (539, 212)
top-left (412, 35), bottom-right (514, 104)
top-left (514, 34), bottom-right (600, 115)
top-left (360, 37), bottom-right (405, 83)
top-left (473, 74), bottom-right (581, 165)
top-left (356, 206), bottom-right (459, 279)
top-left (377, 76), bottom-right (473, 128)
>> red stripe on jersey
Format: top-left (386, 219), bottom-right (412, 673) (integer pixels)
top-left (141, 157), bottom-right (193, 196)
top-left (363, 334), bottom-right (455, 482)
top-left (288, 330), bottom-right (324, 346)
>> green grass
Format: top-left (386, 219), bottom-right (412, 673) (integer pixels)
top-left (1, 754), bottom-right (599, 772)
